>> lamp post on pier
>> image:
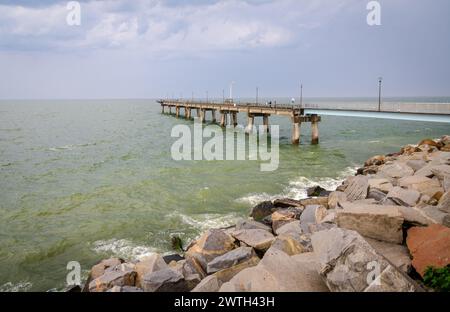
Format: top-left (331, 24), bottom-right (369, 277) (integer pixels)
top-left (256, 87), bottom-right (259, 105)
top-left (378, 77), bottom-right (383, 112)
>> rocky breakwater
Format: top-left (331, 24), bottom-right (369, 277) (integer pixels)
top-left (83, 136), bottom-right (450, 292)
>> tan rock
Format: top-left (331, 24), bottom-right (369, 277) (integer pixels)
top-left (365, 237), bottom-right (412, 273)
top-left (406, 224), bottom-right (450, 277)
top-left (275, 220), bottom-right (302, 236)
top-left (299, 197), bottom-right (329, 208)
top-left (212, 256), bottom-right (260, 283)
top-left (231, 229), bottom-right (275, 251)
top-left (387, 187), bottom-right (420, 207)
top-left (438, 191), bottom-right (450, 213)
top-left (379, 162), bottom-right (414, 180)
top-left (328, 191), bottom-right (347, 209)
top-left (344, 176), bottom-right (369, 201)
top-left (336, 204), bottom-right (404, 244)
top-left (268, 234), bottom-right (305, 256)
top-left (185, 229), bottom-right (237, 271)
top-left (191, 275), bottom-right (222, 292)
top-left (311, 228), bottom-right (421, 292)
top-left (368, 178), bottom-right (394, 194)
top-left (134, 254), bottom-right (168, 288)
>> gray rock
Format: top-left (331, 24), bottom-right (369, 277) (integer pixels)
top-left (365, 237), bottom-right (412, 273)
top-left (275, 220), bottom-right (302, 236)
top-left (219, 250), bottom-right (329, 292)
top-left (135, 253), bottom-right (168, 288)
top-left (367, 189), bottom-right (387, 202)
top-left (249, 201), bottom-right (276, 221)
top-left (430, 165), bottom-right (450, 180)
top-left (273, 198), bottom-right (303, 208)
top-left (191, 275), bottom-right (222, 292)
top-left (207, 247), bottom-right (256, 274)
top-left (443, 214), bottom-right (450, 227)
top-left (271, 208), bottom-right (301, 232)
top-left (142, 268), bottom-right (188, 292)
top-left (379, 162), bottom-right (414, 180)
top-left (387, 187), bottom-right (421, 207)
top-left (107, 286), bottom-right (143, 292)
top-left (406, 160), bottom-right (427, 172)
top-left (235, 219), bottom-right (272, 232)
top-left (231, 229), bottom-right (275, 251)
top-left (344, 176), bottom-right (369, 201)
top-left (89, 269), bottom-right (137, 292)
top-left (336, 203), bottom-right (404, 244)
top-left (307, 185), bottom-right (330, 197)
top-left (421, 205), bottom-right (448, 224)
top-left (443, 175), bottom-right (450, 192)
top-left (311, 228), bottom-right (421, 292)
top-left (300, 205), bottom-right (327, 233)
top-left (185, 229), bottom-right (236, 271)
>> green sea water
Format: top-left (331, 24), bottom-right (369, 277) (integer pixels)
top-left (0, 99), bottom-right (449, 291)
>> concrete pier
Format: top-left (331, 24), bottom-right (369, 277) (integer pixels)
top-left (158, 99), bottom-right (321, 145)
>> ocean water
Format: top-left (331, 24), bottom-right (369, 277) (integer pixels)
top-left (0, 98), bottom-right (449, 291)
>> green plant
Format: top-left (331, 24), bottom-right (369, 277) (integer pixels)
top-left (423, 265), bottom-right (450, 292)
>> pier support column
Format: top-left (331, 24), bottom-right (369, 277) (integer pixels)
top-left (220, 112), bottom-right (226, 127)
top-left (262, 115), bottom-right (270, 133)
top-left (186, 108), bottom-right (191, 119)
top-left (162, 106), bottom-right (165, 113)
top-left (200, 109), bottom-right (206, 123)
top-left (176, 106), bottom-right (180, 118)
top-left (245, 114), bottom-right (255, 134)
top-left (211, 110), bottom-right (217, 123)
top-left (311, 114), bottom-right (319, 145)
top-left (291, 116), bottom-right (300, 145)
top-left (169, 106), bottom-right (172, 114)
top-left (232, 112), bottom-right (238, 127)
top-left (196, 108), bottom-right (200, 118)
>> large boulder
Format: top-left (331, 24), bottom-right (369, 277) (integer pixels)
top-left (185, 229), bottom-right (237, 271)
top-left (249, 201), bottom-right (276, 221)
top-left (406, 160), bottom-right (427, 172)
top-left (267, 234), bottom-right (305, 256)
top-left (212, 256), bottom-right (260, 283)
top-left (271, 209), bottom-right (300, 232)
top-left (142, 268), bottom-right (189, 292)
top-left (336, 204), bottom-right (404, 244)
top-left (328, 191), bottom-right (347, 209)
top-left (307, 185), bottom-right (330, 197)
top-left (299, 205), bottom-right (327, 233)
top-left (235, 219), bottom-right (272, 232)
top-left (219, 250), bottom-right (329, 292)
top-left (89, 267), bottom-right (137, 292)
top-left (398, 176), bottom-right (443, 198)
top-left (273, 198), bottom-right (303, 208)
top-left (206, 247), bottom-right (256, 274)
top-left (311, 228), bottom-right (421, 292)
top-left (368, 178), bottom-right (393, 194)
top-left (275, 220), bottom-right (303, 236)
top-left (387, 187), bottom-right (420, 207)
top-left (83, 258), bottom-right (124, 292)
top-left (406, 224), bottom-right (450, 277)
top-left (191, 275), bottom-right (222, 292)
top-left (365, 238), bottom-right (411, 273)
top-left (438, 191), bottom-right (450, 213)
top-left (344, 176), bottom-right (369, 202)
top-left (299, 197), bottom-right (329, 208)
top-left (231, 229), bottom-right (275, 251)
top-left (134, 254), bottom-right (168, 288)
top-left (379, 162), bottom-right (414, 180)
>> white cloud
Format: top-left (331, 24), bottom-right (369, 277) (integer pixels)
top-left (0, 0), bottom-right (355, 55)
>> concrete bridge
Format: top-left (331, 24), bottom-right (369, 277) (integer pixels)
top-left (158, 99), bottom-right (450, 144)
top-left (158, 99), bottom-right (320, 144)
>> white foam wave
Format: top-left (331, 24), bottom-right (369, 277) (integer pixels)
top-left (172, 212), bottom-right (240, 232)
top-left (0, 281), bottom-right (32, 292)
top-left (236, 166), bottom-right (357, 206)
top-left (48, 142), bottom-right (96, 152)
top-left (91, 239), bottom-right (159, 261)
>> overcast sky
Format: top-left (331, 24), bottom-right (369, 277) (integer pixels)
top-left (0, 0), bottom-right (449, 99)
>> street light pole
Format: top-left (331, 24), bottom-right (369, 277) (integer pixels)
top-left (300, 83), bottom-right (303, 108)
top-left (229, 81), bottom-right (235, 100)
top-left (256, 87), bottom-right (259, 105)
top-left (206, 91), bottom-right (208, 103)
top-left (378, 77), bottom-right (383, 112)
